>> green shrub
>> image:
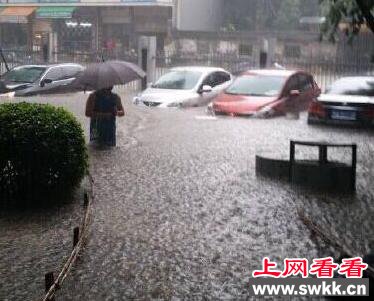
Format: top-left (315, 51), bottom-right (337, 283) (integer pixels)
top-left (0, 102), bottom-right (88, 204)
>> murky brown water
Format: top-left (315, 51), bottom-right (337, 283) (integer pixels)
top-left (1, 91), bottom-right (373, 300)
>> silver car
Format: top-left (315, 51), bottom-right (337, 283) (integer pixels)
top-left (0, 63), bottom-right (84, 96)
top-left (133, 66), bottom-right (233, 108)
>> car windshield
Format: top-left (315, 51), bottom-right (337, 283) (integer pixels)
top-left (2, 66), bottom-right (46, 83)
top-left (152, 70), bottom-right (202, 90)
top-left (225, 75), bottom-right (286, 96)
top-left (326, 78), bottom-right (374, 96)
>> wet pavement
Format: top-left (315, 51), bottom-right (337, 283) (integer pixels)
top-left (1, 90), bottom-right (374, 300)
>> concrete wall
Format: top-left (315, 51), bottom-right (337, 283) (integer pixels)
top-left (175, 0), bottom-right (223, 32)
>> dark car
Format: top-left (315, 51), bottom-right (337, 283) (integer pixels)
top-left (308, 76), bottom-right (374, 127)
top-left (0, 63), bottom-right (84, 97)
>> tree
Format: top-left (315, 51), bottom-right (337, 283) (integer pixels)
top-left (320, 0), bottom-right (374, 41)
top-left (274, 0), bottom-right (302, 31)
top-left (222, 0), bottom-right (320, 32)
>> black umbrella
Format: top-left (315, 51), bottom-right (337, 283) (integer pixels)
top-left (73, 60), bottom-right (146, 91)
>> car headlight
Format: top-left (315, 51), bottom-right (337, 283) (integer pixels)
top-left (6, 84), bottom-right (31, 90)
top-left (206, 103), bottom-right (215, 115)
top-left (254, 105), bottom-right (275, 118)
top-left (1, 91), bottom-right (15, 98)
top-left (167, 102), bottom-right (181, 108)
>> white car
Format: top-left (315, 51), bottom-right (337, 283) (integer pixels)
top-left (133, 66), bottom-right (232, 108)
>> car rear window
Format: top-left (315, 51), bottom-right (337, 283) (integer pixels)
top-left (327, 78), bottom-right (374, 97)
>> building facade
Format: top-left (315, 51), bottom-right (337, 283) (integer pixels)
top-left (169, 0), bottom-right (372, 67)
top-left (0, 0), bottom-right (371, 66)
top-left (0, 0), bottom-right (173, 61)
top-left (173, 0), bottom-right (223, 32)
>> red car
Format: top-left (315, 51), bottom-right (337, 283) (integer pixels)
top-left (211, 69), bottom-right (320, 117)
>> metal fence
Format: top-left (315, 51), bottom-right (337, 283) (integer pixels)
top-left (1, 48), bottom-right (373, 92)
top-left (280, 61), bottom-right (374, 91)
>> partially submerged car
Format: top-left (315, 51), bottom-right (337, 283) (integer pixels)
top-left (211, 69), bottom-right (320, 117)
top-left (133, 66), bottom-right (232, 108)
top-left (308, 76), bottom-right (374, 127)
top-left (0, 63), bottom-right (84, 96)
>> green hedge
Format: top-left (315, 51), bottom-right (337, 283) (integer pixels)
top-left (0, 102), bottom-right (88, 204)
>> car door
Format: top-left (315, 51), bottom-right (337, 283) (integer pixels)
top-left (59, 65), bottom-right (83, 93)
top-left (39, 67), bottom-right (66, 94)
top-left (196, 72), bottom-right (218, 105)
top-left (297, 73), bottom-right (316, 110)
top-left (277, 75), bottom-right (300, 113)
top-left (212, 71), bottom-right (232, 93)
top-left (197, 72), bottom-right (232, 105)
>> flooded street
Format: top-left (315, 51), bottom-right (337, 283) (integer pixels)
top-left (1, 91), bottom-right (373, 300)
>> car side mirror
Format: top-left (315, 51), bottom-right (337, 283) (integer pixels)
top-left (289, 89), bottom-right (300, 97)
top-left (40, 78), bottom-right (52, 87)
top-left (199, 85), bottom-right (213, 94)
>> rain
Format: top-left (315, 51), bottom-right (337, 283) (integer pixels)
top-left (0, 0), bottom-right (373, 300)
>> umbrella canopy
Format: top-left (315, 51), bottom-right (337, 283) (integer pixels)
top-left (73, 60), bottom-right (146, 91)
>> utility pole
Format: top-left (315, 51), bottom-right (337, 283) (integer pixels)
top-left (0, 46), bottom-right (10, 72)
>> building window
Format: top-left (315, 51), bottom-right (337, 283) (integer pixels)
top-left (239, 44), bottom-right (253, 56)
top-left (58, 19), bottom-right (93, 53)
top-left (284, 45), bottom-right (301, 58)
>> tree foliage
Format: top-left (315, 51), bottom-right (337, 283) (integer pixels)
top-left (222, 0), bottom-right (319, 31)
top-left (320, 0), bottom-right (374, 40)
top-left (0, 103), bottom-right (88, 205)
top-left (274, 0), bottom-right (303, 31)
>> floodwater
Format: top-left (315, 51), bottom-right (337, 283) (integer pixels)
top-left (0, 91), bottom-right (373, 300)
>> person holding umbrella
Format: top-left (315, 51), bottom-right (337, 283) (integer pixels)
top-left (74, 60), bottom-right (146, 147)
top-left (85, 87), bottom-right (124, 147)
